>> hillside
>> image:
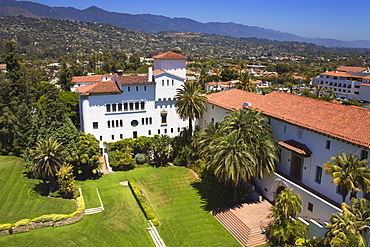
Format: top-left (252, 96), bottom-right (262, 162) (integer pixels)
top-left (0, 0), bottom-right (369, 49)
top-left (0, 15), bottom-right (368, 61)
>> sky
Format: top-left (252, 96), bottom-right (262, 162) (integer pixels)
top-left (27, 0), bottom-right (370, 41)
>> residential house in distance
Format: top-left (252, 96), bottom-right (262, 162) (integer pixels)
top-left (200, 89), bottom-right (370, 237)
top-left (336, 65), bottom-right (370, 74)
top-left (76, 51), bottom-right (189, 150)
top-left (71, 74), bottom-right (113, 92)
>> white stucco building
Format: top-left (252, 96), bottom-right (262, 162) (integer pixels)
top-left (76, 51), bottom-right (189, 147)
top-left (201, 89), bottom-right (370, 237)
top-left (312, 70), bottom-right (370, 101)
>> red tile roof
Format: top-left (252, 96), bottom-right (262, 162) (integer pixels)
top-left (76, 81), bottom-right (121, 95)
top-left (206, 89), bottom-right (370, 149)
top-left (152, 51), bottom-right (187, 60)
top-left (117, 75), bottom-right (152, 85)
top-left (153, 69), bottom-right (165, 76)
top-left (279, 140), bottom-right (312, 157)
top-left (336, 66), bottom-right (368, 73)
top-left (321, 71), bottom-right (365, 78)
top-left (72, 74), bottom-right (112, 83)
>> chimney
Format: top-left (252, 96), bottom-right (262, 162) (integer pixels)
top-left (148, 67), bottom-right (153, 82)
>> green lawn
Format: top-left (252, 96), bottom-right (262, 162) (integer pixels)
top-left (0, 156), bottom-right (240, 246)
top-left (0, 156), bottom-right (75, 223)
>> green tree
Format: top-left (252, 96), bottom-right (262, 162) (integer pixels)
top-left (59, 91), bottom-right (80, 129)
top-left (268, 188), bottom-right (307, 246)
top-left (237, 71), bottom-right (256, 92)
top-left (220, 68), bottom-right (239, 81)
top-left (57, 62), bottom-right (74, 91)
top-left (56, 164), bottom-right (76, 198)
top-left (28, 137), bottom-right (65, 192)
top-left (324, 151), bottom-right (370, 202)
top-left (325, 198), bottom-right (370, 247)
top-left (175, 80), bottom-right (207, 139)
top-left (67, 133), bottom-right (101, 177)
top-left (109, 149), bottom-right (136, 171)
top-left (149, 135), bottom-right (173, 166)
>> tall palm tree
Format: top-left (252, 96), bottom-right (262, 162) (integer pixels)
top-left (175, 80), bottom-right (207, 139)
top-left (28, 137), bottom-right (66, 192)
top-left (220, 109), bottom-right (278, 178)
top-left (268, 188), bottom-right (306, 246)
top-left (324, 151), bottom-right (370, 202)
top-left (316, 85), bottom-right (325, 98)
top-left (237, 71), bottom-right (256, 92)
top-left (209, 132), bottom-right (256, 192)
top-left (270, 188), bottom-right (302, 223)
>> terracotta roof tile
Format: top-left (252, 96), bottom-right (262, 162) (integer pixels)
top-left (336, 66), bottom-right (368, 73)
top-left (279, 140), bottom-right (312, 157)
top-left (152, 51), bottom-right (187, 60)
top-left (321, 71), bottom-right (365, 78)
top-left (72, 74), bottom-right (112, 83)
top-left (76, 81), bottom-right (121, 95)
top-left (206, 89), bottom-right (370, 149)
top-left (153, 69), bottom-right (165, 76)
top-left (117, 75), bottom-right (152, 85)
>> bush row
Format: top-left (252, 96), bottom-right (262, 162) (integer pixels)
top-left (128, 179), bottom-right (159, 226)
top-left (0, 195), bottom-right (85, 233)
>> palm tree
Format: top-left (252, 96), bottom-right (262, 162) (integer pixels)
top-left (268, 188), bottom-right (306, 246)
top-left (316, 85), bottom-right (325, 98)
top-left (209, 132), bottom-right (256, 191)
top-left (28, 137), bottom-right (66, 192)
top-left (325, 199), bottom-right (369, 247)
top-left (237, 71), bottom-right (257, 92)
top-left (324, 151), bottom-right (370, 202)
top-left (175, 80), bottom-right (207, 139)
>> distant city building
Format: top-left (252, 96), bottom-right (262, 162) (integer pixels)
top-left (312, 70), bottom-right (370, 101)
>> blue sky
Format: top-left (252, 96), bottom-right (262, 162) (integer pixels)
top-left (28, 0), bottom-right (370, 41)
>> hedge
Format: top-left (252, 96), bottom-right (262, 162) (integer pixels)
top-left (0, 194), bottom-right (85, 235)
top-left (128, 179), bottom-right (160, 226)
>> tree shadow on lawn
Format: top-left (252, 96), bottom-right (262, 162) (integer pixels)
top-left (191, 181), bottom-right (244, 214)
top-left (33, 181), bottom-right (50, 196)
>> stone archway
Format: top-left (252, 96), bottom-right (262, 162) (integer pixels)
top-left (270, 180), bottom-right (289, 201)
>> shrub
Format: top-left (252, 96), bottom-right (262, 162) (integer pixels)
top-left (128, 179), bottom-right (160, 226)
top-left (51, 214), bottom-right (69, 222)
top-left (0, 223), bottom-right (13, 231)
top-left (134, 153), bottom-right (146, 164)
top-left (32, 214), bottom-right (55, 223)
top-left (14, 219), bottom-right (31, 228)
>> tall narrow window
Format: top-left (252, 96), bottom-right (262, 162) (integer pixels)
top-left (148, 130), bottom-right (151, 135)
top-left (315, 166), bottom-right (322, 184)
top-left (144, 86), bottom-right (147, 91)
top-left (133, 131), bottom-right (137, 139)
top-left (129, 103), bottom-right (134, 111)
top-left (120, 120), bottom-right (123, 127)
top-left (164, 129), bottom-right (167, 134)
top-left (326, 140), bottom-right (331, 150)
top-left (308, 202), bottom-right (313, 212)
top-left (167, 79), bottom-right (169, 86)
top-left (124, 103), bottom-right (128, 111)
top-left (106, 104), bottom-right (111, 112)
top-left (111, 135), bottom-right (114, 140)
top-left (116, 120), bottom-right (119, 127)
top-left (112, 104), bottom-right (117, 112)
top-left (128, 86), bottom-right (130, 92)
top-left (93, 122), bottom-right (98, 129)
top-left (142, 118), bottom-right (145, 125)
top-left (158, 129), bottom-right (160, 134)
top-left (111, 120), bottom-right (115, 128)
top-left (120, 134), bottom-right (123, 139)
top-left (284, 126), bottom-right (287, 133)
top-left (162, 80), bottom-right (164, 86)
top-left (361, 150), bottom-right (368, 160)
top-left (99, 136), bottom-right (102, 141)
top-left (118, 103), bottom-right (122, 111)
top-left (149, 117), bottom-right (152, 125)
top-left (171, 128), bottom-right (173, 133)
top-left (146, 118), bottom-right (149, 125)
top-left (135, 102), bottom-right (140, 110)
top-left (107, 121), bottom-right (111, 128)
top-left (136, 86), bottom-right (138, 91)
top-left (141, 102), bottom-right (145, 110)
top-left (172, 79), bottom-right (174, 86)
top-left (161, 110), bottom-right (167, 125)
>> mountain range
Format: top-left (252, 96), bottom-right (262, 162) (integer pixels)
top-left (0, 0), bottom-right (369, 49)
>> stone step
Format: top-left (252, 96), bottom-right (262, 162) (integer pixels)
top-left (85, 207), bottom-right (103, 215)
top-left (213, 210), bottom-right (251, 246)
top-left (246, 228), bottom-right (268, 247)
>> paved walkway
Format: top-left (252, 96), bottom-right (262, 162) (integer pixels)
top-left (99, 156), bottom-right (113, 174)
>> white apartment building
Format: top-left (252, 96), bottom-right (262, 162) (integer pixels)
top-left (312, 71), bottom-right (370, 101)
top-left (76, 51), bottom-right (189, 147)
top-left (201, 89), bottom-right (370, 237)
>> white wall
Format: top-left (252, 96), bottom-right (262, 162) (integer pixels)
top-left (154, 59), bottom-right (186, 78)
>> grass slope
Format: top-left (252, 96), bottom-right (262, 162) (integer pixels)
top-left (0, 156), bottom-right (75, 223)
top-left (0, 157), bottom-right (239, 246)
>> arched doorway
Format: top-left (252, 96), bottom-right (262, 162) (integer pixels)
top-left (276, 186), bottom-right (286, 198)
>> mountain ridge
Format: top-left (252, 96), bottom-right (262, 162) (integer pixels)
top-left (0, 0), bottom-right (369, 49)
